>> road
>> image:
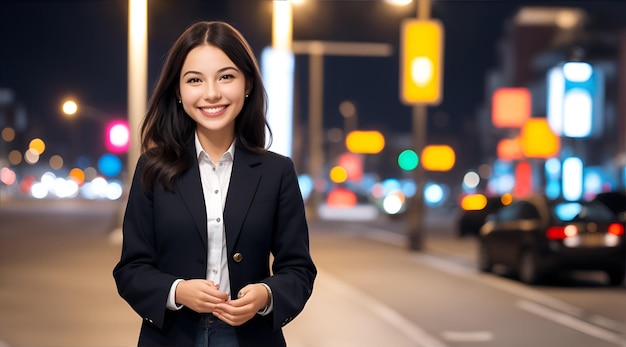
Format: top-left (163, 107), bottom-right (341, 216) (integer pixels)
top-left (0, 198), bottom-right (624, 347)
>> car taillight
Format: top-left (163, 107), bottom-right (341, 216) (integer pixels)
top-left (546, 225), bottom-right (578, 240)
top-left (608, 223), bottom-right (625, 236)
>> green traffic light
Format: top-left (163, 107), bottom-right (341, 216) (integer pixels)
top-left (398, 149), bottom-right (418, 171)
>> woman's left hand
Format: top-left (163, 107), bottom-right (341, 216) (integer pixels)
top-left (212, 283), bottom-right (269, 326)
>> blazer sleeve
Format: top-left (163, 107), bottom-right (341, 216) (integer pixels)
top-left (112, 156), bottom-right (178, 329)
top-left (263, 156), bottom-right (317, 330)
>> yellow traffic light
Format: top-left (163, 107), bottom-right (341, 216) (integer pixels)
top-left (400, 19), bottom-right (444, 105)
top-left (345, 131), bottom-right (385, 154)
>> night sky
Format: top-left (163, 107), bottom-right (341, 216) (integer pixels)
top-left (1, 0), bottom-right (625, 170)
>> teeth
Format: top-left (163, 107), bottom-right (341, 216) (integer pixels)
top-left (202, 106), bottom-right (225, 114)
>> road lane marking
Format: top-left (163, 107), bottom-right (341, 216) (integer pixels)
top-left (589, 315), bottom-right (626, 334)
top-left (353, 225), bottom-right (626, 342)
top-left (412, 253), bottom-right (626, 343)
top-left (441, 331), bottom-right (493, 342)
top-left (320, 270), bottom-right (448, 347)
top-left (517, 300), bottom-right (626, 346)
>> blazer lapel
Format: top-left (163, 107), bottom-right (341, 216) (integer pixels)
top-left (176, 143), bottom-right (208, 250)
top-left (224, 146), bottom-right (262, 254)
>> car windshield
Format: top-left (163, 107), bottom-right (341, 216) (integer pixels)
top-left (552, 201), bottom-right (616, 222)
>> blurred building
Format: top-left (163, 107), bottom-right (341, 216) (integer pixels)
top-left (476, 6), bottom-right (626, 200)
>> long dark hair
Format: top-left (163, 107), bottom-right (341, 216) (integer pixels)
top-left (140, 21), bottom-right (271, 191)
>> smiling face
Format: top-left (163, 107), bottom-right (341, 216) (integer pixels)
top-left (179, 44), bottom-right (248, 144)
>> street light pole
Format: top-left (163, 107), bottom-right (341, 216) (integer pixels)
top-left (127, 0), bottom-right (147, 180)
top-left (408, 104), bottom-right (427, 250)
top-left (110, 0), bottom-right (147, 239)
top-left (307, 42), bottom-right (325, 221)
top-left (408, 0), bottom-right (432, 251)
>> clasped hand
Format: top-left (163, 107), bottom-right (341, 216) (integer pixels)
top-left (175, 279), bottom-right (269, 326)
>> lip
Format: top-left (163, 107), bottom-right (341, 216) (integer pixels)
top-left (199, 105), bottom-right (228, 117)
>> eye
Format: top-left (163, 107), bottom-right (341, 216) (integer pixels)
top-left (186, 77), bottom-right (201, 84)
top-left (220, 74), bottom-right (235, 81)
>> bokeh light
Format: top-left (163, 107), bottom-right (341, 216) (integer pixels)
top-left (461, 194), bottom-right (488, 211)
top-left (9, 150), bottom-right (22, 165)
top-left (297, 174), bottom-right (313, 201)
top-left (98, 153), bottom-right (122, 177)
top-left (398, 149), bottom-right (418, 171)
top-left (62, 100), bottom-right (78, 117)
top-left (49, 155), bottom-right (64, 170)
top-left (106, 120), bottom-right (131, 153)
top-left (84, 167), bottom-right (98, 181)
top-left (326, 187), bottom-right (357, 207)
top-left (29, 138), bottom-right (46, 155)
top-left (424, 183), bottom-right (445, 206)
top-left (383, 191), bottom-right (405, 215)
top-left (0, 167), bottom-right (16, 185)
top-left (1, 127), bottom-right (15, 142)
top-left (24, 148), bottom-right (40, 165)
top-left (69, 168), bottom-right (86, 185)
top-left (329, 166), bottom-right (348, 184)
top-left (463, 171), bottom-right (480, 190)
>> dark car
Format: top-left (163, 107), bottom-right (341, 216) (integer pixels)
top-left (457, 195), bottom-right (508, 237)
top-left (592, 190), bottom-right (626, 221)
top-left (478, 195), bottom-right (626, 285)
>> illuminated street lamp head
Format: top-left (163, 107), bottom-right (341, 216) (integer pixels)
top-left (62, 100), bottom-right (78, 118)
top-left (385, 0), bottom-right (413, 5)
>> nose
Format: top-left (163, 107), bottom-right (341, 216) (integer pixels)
top-left (203, 81), bottom-right (221, 101)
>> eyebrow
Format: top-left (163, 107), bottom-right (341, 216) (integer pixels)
top-left (182, 66), bottom-right (239, 77)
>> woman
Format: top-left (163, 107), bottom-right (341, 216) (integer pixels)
top-left (113, 21), bottom-right (316, 347)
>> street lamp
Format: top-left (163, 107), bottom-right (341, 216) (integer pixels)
top-left (62, 100), bottom-right (78, 118)
top-left (385, 0), bottom-right (413, 6)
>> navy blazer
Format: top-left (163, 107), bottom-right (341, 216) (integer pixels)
top-left (113, 144), bottom-right (316, 347)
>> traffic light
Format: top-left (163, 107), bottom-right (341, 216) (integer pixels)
top-left (400, 19), bottom-right (444, 105)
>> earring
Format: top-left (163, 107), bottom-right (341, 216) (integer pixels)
top-left (245, 94), bottom-right (249, 98)
top-left (178, 99), bottom-right (182, 104)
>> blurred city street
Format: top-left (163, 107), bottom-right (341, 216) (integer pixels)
top-left (2, 1), bottom-right (626, 346)
top-left (1, 198), bottom-right (625, 347)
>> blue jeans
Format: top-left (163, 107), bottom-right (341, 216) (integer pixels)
top-left (195, 314), bottom-right (239, 347)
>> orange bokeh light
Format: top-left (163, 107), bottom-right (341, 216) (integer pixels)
top-left (492, 87), bottom-right (531, 128)
top-left (497, 137), bottom-right (524, 160)
top-left (69, 168), bottom-right (86, 185)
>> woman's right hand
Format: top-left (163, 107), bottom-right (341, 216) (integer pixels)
top-left (174, 279), bottom-right (229, 313)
